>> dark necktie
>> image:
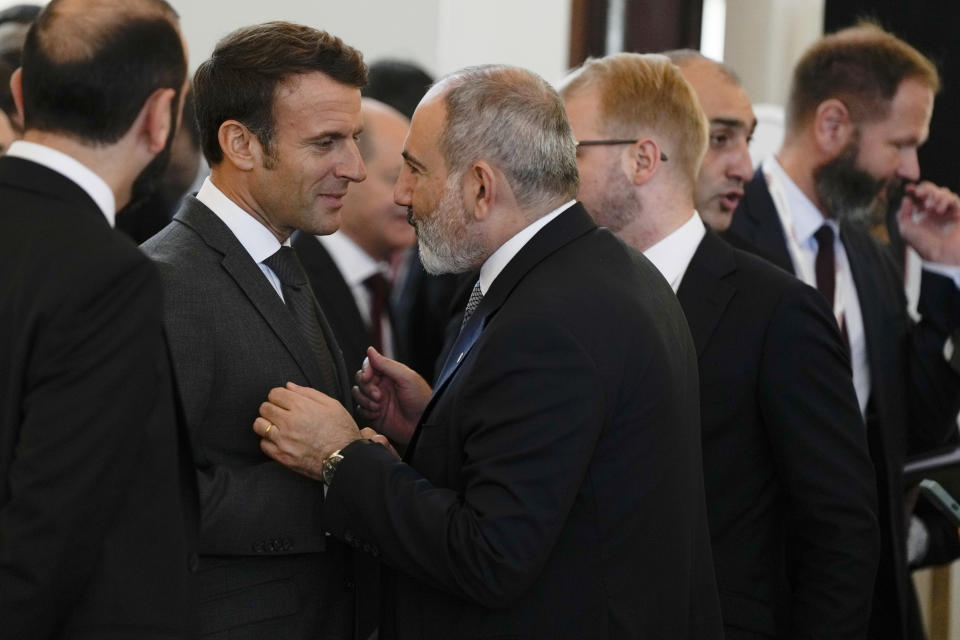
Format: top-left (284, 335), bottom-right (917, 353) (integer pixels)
top-left (460, 280), bottom-right (484, 333)
top-left (263, 246), bottom-right (339, 396)
top-left (363, 272), bottom-right (391, 353)
top-left (814, 224), bottom-right (837, 308)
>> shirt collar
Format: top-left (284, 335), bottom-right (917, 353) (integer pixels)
top-left (196, 177), bottom-right (287, 262)
top-left (765, 156), bottom-right (833, 246)
top-left (478, 200), bottom-right (576, 294)
top-left (642, 212), bottom-right (705, 292)
top-left (317, 231), bottom-right (385, 286)
top-left (7, 140), bottom-right (116, 226)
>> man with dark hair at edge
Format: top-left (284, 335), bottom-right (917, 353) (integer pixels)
top-left (0, 0), bottom-right (195, 637)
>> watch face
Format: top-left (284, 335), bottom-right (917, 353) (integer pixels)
top-left (323, 452), bottom-right (344, 486)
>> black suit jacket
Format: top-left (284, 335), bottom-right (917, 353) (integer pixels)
top-left (143, 197), bottom-right (362, 639)
top-left (0, 156), bottom-right (195, 638)
top-left (677, 230), bottom-right (879, 638)
top-left (730, 169), bottom-right (960, 638)
top-left (323, 204), bottom-right (724, 639)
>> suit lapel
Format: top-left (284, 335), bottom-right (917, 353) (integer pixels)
top-left (676, 232), bottom-right (737, 358)
top-left (839, 224), bottom-right (883, 383)
top-left (405, 203), bottom-right (597, 459)
top-left (733, 168), bottom-right (795, 274)
top-left (174, 198), bottom-right (331, 392)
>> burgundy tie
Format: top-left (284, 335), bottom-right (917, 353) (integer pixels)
top-left (814, 225), bottom-right (836, 308)
top-left (363, 272), bottom-right (390, 353)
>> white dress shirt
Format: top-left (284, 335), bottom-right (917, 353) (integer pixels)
top-left (6, 140), bottom-right (116, 227)
top-left (317, 231), bottom-right (396, 358)
top-left (478, 200), bottom-right (576, 294)
top-left (642, 212), bottom-right (706, 293)
top-left (196, 177), bottom-right (288, 300)
top-left (763, 156), bottom-right (872, 413)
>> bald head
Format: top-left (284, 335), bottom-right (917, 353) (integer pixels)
top-left (21, 0), bottom-right (185, 143)
top-left (340, 98), bottom-right (414, 262)
top-left (667, 52), bottom-right (756, 231)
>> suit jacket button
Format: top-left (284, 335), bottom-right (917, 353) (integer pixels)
top-left (344, 579), bottom-right (356, 590)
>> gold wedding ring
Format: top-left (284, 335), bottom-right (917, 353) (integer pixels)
top-left (264, 422), bottom-right (274, 435)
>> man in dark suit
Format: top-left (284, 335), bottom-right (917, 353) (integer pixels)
top-left (0, 1), bottom-right (195, 637)
top-left (250, 64), bottom-right (723, 639)
top-left (142, 22), bottom-right (371, 639)
top-left (294, 98), bottom-right (415, 378)
top-left (560, 51), bottom-right (880, 639)
top-left (727, 24), bottom-right (960, 640)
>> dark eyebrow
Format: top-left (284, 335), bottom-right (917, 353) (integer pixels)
top-left (402, 150), bottom-right (427, 172)
top-left (710, 118), bottom-right (750, 130)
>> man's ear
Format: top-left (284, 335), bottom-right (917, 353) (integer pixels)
top-left (813, 99), bottom-right (854, 156)
top-left (217, 120), bottom-right (260, 171)
top-left (140, 87), bottom-right (176, 153)
top-left (627, 138), bottom-right (663, 186)
top-left (10, 67), bottom-right (24, 126)
top-left (465, 161), bottom-right (497, 222)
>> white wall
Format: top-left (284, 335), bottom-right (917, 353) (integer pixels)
top-left (170, 0), bottom-right (571, 85)
top-left (0, 1), bottom-right (572, 85)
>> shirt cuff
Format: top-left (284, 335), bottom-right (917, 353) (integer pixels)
top-left (923, 261), bottom-right (960, 289)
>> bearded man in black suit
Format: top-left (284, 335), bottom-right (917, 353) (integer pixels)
top-left (0, 0), bottom-right (195, 637)
top-left (251, 64), bottom-right (723, 639)
top-left (727, 24), bottom-right (960, 640)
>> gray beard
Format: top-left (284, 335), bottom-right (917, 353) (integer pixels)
top-left (415, 179), bottom-right (487, 275)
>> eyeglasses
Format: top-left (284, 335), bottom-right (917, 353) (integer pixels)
top-left (575, 139), bottom-right (668, 162)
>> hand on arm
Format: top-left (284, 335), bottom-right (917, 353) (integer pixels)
top-left (898, 181), bottom-right (960, 265)
top-left (351, 346), bottom-right (432, 446)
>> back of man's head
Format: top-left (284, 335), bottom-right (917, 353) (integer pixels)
top-left (560, 52), bottom-right (708, 193)
top-left (193, 21), bottom-right (366, 167)
top-left (20, 0), bottom-right (185, 145)
top-left (435, 64), bottom-right (580, 211)
top-left (364, 59), bottom-right (433, 120)
top-left (786, 22), bottom-right (939, 134)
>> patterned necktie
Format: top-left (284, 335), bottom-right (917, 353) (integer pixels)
top-left (263, 246), bottom-right (339, 396)
top-left (460, 280), bottom-right (484, 333)
top-left (363, 272), bottom-right (391, 353)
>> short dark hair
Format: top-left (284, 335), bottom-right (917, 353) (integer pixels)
top-left (786, 22), bottom-right (939, 131)
top-left (363, 59), bottom-right (433, 119)
top-left (193, 21), bottom-right (366, 166)
top-left (20, 0), bottom-right (185, 144)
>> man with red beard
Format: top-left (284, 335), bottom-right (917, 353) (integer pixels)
top-left (728, 23), bottom-right (960, 640)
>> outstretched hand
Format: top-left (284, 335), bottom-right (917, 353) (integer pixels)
top-left (898, 181), bottom-right (960, 265)
top-left (352, 347), bottom-right (432, 446)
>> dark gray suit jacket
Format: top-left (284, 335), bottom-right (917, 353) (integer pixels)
top-left (143, 196), bottom-right (359, 639)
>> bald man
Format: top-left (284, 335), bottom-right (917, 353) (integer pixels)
top-left (666, 50), bottom-right (756, 232)
top-left (294, 98), bottom-right (415, 378)
top-left (0, 0), bottom-right (194, 637)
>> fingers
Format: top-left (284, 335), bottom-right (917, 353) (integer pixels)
top-left (906, 181), bottom-right (960, 217)
top-left (253, 415), bottom-right (276, 439)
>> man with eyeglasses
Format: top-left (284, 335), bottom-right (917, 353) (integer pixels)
top-left (560, 52), bottom-right (879, 640)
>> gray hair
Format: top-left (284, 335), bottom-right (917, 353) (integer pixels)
top-left (435, 65), bottom-right (579, 211)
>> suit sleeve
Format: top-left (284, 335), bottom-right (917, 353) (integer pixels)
top-left (323, 316), bottom-right (605, 608)
top-left (0, 256), bottom-right (164, 635)
top-left (904, 270), bottom-right (960, 452)
top-left (758, 281), bottom-right (881, 638)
